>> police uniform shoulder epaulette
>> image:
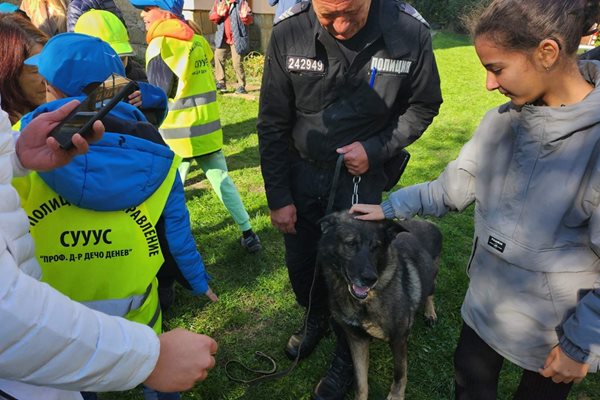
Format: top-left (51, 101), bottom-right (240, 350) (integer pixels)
top-left (399, 2), bottom-right (429, 28)
top-left (274, 0), bottom-right (310, 25)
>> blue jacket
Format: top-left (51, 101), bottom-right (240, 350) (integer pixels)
top-left (137, 81), bottom-right (168, 126)
top-left (66, 0), bottom-right (126, 32)
top-left (20, 99), bottom-right (211, 295)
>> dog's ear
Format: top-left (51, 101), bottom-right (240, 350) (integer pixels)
top-left (319, 213), bottom-right (339, 235)
top-left (382, 220), bottom-right (408, 243)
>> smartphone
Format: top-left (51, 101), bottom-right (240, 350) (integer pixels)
top-left (49, 74), bottom-right (138, 150)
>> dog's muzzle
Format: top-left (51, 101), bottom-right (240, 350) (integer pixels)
top-left (349, 283), bottom-right (373, 300)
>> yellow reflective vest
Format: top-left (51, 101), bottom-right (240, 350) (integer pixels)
top-left (147, 31), bottom-right (223, 158)
top-left (14, 162), bottom-right (179, 334)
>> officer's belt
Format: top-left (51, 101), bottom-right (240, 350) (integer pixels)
top-left (302, 157), bottom-right (339, 170)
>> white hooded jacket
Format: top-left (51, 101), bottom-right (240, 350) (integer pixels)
top-left (0, 105), bottom-right (160, 399)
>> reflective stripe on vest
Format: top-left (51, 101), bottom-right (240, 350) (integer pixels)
top-left (147, 35), bottom-right (223, 158)
top-left (14, 158), bottom-right (180, 334)
top-left (170, 91), bottom-right (217, 111)
top-left (82, 280), bottom-right (152, 317)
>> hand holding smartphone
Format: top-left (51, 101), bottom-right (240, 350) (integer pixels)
top-left (49, 74), bottom-right (138, 150)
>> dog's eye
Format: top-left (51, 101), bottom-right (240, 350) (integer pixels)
top-left (344, 239), bottom-right (358, 248)
top-left (370, 240), bottom-right (382, 249)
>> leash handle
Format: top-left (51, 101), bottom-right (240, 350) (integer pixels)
top-left (224, 351), bottom-right (279, 384)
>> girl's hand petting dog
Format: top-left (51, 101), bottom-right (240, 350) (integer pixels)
top-left (349, 204), bottom-right (385, 221)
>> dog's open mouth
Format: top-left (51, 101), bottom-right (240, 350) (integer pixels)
top-left (349, 284), bottom-right (371, 300)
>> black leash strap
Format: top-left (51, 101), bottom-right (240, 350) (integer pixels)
top-left (224, 155), bottom-right (346, 385)
top-left (325, 154), bottom-right (346, 215)
top-left (224, 245), bottom-right (323, 385)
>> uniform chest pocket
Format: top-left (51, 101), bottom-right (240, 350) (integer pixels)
top-left (366, 71), bottom-right (410, 110)
top-left (289, 72), bottom-right (325, 114)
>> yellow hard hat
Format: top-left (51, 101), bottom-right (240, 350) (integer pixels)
top-left (74, 10), bottom-right (134, 56)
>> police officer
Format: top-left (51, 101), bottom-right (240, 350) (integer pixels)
top-left (257, 0), bottom-right (442, 398)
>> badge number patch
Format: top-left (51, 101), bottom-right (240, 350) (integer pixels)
top-left (287, 56), bottom-right (325, 73)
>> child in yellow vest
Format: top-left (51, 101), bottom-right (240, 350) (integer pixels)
top-left (129, 0), bottom-right (262, 254)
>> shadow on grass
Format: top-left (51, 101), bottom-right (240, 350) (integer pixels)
top-left (222, 117), bottom-right (258, 146)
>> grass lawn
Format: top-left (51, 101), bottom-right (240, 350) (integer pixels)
top-left (102, 32), bottom-right (599, 400)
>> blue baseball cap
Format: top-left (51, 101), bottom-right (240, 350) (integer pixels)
top-left (25, 32), bottom-right (125, 97)
top-left (0, 2), bottom-right (20, 13)
top-left (129, 0), bottom-right (184, 18)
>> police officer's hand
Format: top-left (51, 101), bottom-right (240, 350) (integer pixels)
top-left (270, 204), bottom-right (297, 234)
top-left (336, 141), bottom-right (369, 175)
top-left (16, 100), bottom-right (104, 172)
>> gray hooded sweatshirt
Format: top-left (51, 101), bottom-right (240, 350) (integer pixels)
top-left (382, 61), bottom-right (600, 372)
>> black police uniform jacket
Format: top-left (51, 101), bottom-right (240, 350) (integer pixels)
top-left (257, 0), bottom-right (443, 210)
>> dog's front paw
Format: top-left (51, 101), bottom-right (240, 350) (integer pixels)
top-left (423, 295), bottom-right (437, 327)
top-left (424, 313), bottom-right (437, 328)
top-left (386, 392), bottom-right (405, 400)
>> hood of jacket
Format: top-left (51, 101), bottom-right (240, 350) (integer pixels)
top-left (513, 60), bottom-right (600, 145)
top-left (146, 18), bottom-right (194, 44)
top-left (20, 98), bottom-right (177, 212)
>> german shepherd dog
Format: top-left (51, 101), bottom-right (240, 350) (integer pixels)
top-left (318, 212), bottom-right (442, 400)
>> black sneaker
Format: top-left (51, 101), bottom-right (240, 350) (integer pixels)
top-left (284, 310), bottom-right (329, 360)
top-left (312, 351), bottom-right (354, 400)
top-left (240, 232), bottom-right (262, 253)
top-left (235, 86), bottom-right (247, 94)
top-left (216, 81), bottom-right (227, 92)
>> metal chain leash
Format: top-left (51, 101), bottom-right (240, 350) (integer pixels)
top-left (352, 175), bottom-right (361, 205)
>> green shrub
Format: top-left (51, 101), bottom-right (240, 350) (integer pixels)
top-left (223, 51), bottom-right (265, 86)
top-left (409, 0), bottom-right (492, 32)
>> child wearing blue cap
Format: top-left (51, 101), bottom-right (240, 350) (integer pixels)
top-left (17, 32), bottom-right (218, 400)
top-left (129, 0), bottom-right (262, 254)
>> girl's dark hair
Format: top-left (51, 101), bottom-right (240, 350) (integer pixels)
top-left (0, 13), bottom-right (48, 124)
top-left (466, 0), bottom-right (600, 56)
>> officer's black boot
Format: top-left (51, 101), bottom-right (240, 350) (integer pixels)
top-left (312, 346), bottom-right (354, 400)
top-left (284, 309), bottom-right (329, 360)
top-left (312, 319), bottom-right (354, 400)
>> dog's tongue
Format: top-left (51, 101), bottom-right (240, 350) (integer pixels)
top-left (352, 284), bottom-right (370, 297)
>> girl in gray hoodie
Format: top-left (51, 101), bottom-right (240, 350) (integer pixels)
top-left (351, 0), bottom-right (600, 399)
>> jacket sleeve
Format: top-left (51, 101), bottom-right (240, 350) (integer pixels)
top-left (559, 288), bottom-right (600, 372)
top-left (1, 111), bottom-right (27, 178)
top-left (162, 176), bottom-right (211, 295)
top-left (146, 52), bottom-right (177, 98)
top-left (558, 203), bottom-right (600, 372)
top-left (138, 82), bottom-right (168, 125)
top-left (256, 29), bottom-right (296, 210)
top-left (381, 133), bottom-right (477, 220)
top-left (362, 22), bottom-right (442, 167)
top-left (0, 241), bottom-right (160, 391)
